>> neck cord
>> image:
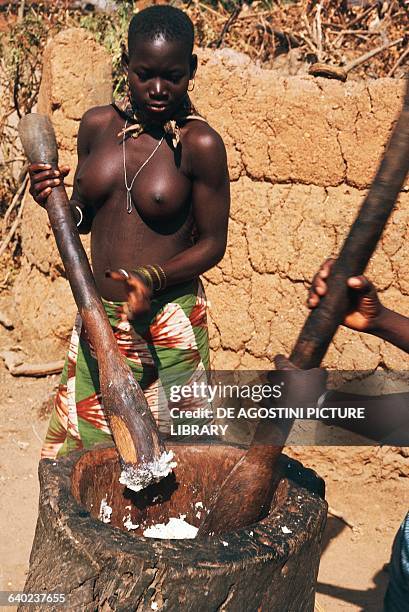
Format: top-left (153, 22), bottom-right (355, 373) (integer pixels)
top-left (122, 120), bottom-right (164, 214)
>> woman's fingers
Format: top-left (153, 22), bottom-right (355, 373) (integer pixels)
top-left (38, 187), bottom-right (52, 202)
top-left (29, 163), bottom-right (68, 206)
top-left (29, 163), bottom-right (51, 173)
top-left (31, 178), bottom-right (61, 193)
top-left (30, 170), bottom-right (59, 183)
top-left (105, 270), bottom-right (152, 318)
top-left (105, 269), bottom-right (129, 282)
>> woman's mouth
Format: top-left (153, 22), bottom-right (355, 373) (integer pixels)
top-left (146, 103), bottom-right (169, 113)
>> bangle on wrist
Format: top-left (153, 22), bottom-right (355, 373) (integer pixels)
top-left (132, 265), bottom-right (167, 292)
top-left (132, 267), bottom-right (154, 291)
top-left (74, 205), bottom-right (83, 227)
top-left (155, 264), bottom-right (167, 290)
top-left (145, 265), bottom-right (162, 291)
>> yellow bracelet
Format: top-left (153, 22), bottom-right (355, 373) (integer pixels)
top-left (146, 265), bottom-right (162, 291)
top-left (155, 264), bottom-right (167, 290)
top-left (132, 267), bottom-right (153, 291)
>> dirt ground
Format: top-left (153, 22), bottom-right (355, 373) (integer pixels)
top-left (0, 317), bottom-right (408, 611)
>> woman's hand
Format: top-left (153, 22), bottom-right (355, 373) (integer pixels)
top-left (307, 258), bottom-right (385, 332)
top-left (28, 163), bottom-right (70, 206)
top-left (105, 269), bottom-right (153, 319)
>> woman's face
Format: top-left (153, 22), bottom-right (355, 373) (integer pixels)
top-left (125, 37), bottom-right (197, 123)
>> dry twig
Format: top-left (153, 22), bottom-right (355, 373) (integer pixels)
top-left (2, 173), bottom-right (28, 228)
top-left (328, 505), bottom-right (356, 530)
top-left (0, 197), bottom-right (25, 258)
top-left (344, 36), bottom-right (404, 72)
top-left (0, 350), bottom-right (64, 377)
top-left (387, 45), bottom-right (409, 77)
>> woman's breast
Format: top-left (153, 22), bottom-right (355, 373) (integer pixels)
top-left (76, 142), bottom-right (192, 225)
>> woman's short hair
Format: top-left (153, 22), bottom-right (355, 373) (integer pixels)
top-left (128, 5), bottom-right (194, 55)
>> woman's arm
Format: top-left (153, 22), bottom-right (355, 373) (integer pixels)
top-left (156, 124), bottom-right (230, 283)
top-left (28, 107), bottom-right (103, 234)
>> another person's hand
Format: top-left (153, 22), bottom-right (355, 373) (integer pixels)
top-left (28, 163), bottom-right (70, 206)
top-left (272, 354), bottom-right (327, 406)
top-left (105, 269), bottom-right (153, 319)
top-left (307, 258), bottom-right (385, 332)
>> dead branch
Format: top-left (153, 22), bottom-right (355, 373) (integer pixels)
top-left (387, 45), bottom-right (409, 77)
top-left (309, 62), bottom-right (348, 81)
top-left (0, 350), bottom-right (64, 376)
top-left (0, 197), bottom-right (25, 258)
top-left (254, 25), bottom-right (302, 49)
top-left (212, 3), bottom-right (243, 49)
top-left (2, 173), bottom-right (28, 228)
top-left (344, 36), bottom-right (404, 72)
top-left (328, 506), bottom-right (356, 530)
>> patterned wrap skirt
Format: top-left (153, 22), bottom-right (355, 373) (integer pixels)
top-left (41, 279), bottom-right (210, 459)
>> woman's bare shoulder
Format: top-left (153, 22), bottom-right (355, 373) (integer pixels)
top-left (182, 118), bottom-right (226, 158)
top-left (80, 104), bottom-right (117, 130)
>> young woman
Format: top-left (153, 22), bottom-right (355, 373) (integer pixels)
top-left (29, 5), bottom-right (230, 458)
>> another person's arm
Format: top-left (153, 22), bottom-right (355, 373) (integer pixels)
top-left (309, 258), bottom-right (409, 353)
top-left (307, 259), bottom-right (409, 442)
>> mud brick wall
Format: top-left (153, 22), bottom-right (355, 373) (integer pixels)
top-left (12, 30), bottom-right (409, 477)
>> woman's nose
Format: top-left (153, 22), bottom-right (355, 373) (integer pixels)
top-left (149, 78), bottom-right (168, 100)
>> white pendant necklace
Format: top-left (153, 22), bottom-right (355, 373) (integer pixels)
top-left (122, 120), bottom-right (164, 214)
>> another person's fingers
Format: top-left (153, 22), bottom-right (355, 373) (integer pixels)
top-left (347, 275), bottom-right (372, 292)
top-left (273, 354), bottom-right (297, 371)
top-left (307, 258), bottom-right (336, 307)
top-left (319, 257), bottom-right (336, 279)
top-left (307, 272), bottom-right (326, 306)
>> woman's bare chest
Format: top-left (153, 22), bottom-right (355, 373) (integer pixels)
top-left (76, 131), bottom-right (192, 220)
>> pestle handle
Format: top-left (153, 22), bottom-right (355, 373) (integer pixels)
top-left (290, 77), bottom-right (409, 369)
top-left (18, 113), bottom-right (166, 480)
top-left (18, 114), bottom-right (59, 167)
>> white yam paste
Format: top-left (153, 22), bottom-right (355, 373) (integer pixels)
top-left (99, 498), bottom-right (112, 524)
top-left (119, 450), bottom-right (177, 493)
top-left (143, 515), bottom-right (198, 539)
top-left (123, 514), bottom-right (139, 531)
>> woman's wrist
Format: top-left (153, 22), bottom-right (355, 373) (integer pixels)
top-left (131, 265), bottom-right (167, 293)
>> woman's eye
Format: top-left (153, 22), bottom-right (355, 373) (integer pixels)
top-left (168, 75), bottom-right (182, 83)
top-left (136, 73), bottom-right (149, 82)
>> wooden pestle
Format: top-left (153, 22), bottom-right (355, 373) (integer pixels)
top-left (19, 114), bottom-right (174, 491)
top-left (198, 77), bottom-right (409, 537)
